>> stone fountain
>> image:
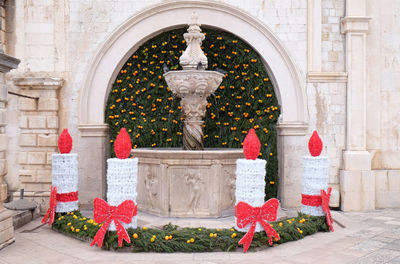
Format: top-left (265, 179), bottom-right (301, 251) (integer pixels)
top-left (163, 13), bottom-right (224, 150)
top-left (132, 14), bottom-right (244, 217)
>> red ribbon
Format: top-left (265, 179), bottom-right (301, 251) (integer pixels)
top-left (41, 186), bottom-right (79, 226)
top-left (321, 188), bottom-right (334, 232)
top-left (301, 187), bottom-right (334, 232)
top-left (90, 198), bottom-right (137, 248)
top-left (235, 198), bottom-right (280, 253)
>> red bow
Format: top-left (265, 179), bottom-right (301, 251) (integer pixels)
top-left (41, 186), bottom-right (79, 226)
top-left (42, 186), bottom-right (58, 225)
top-left (301, 187), bottom-right (334, 232)
top-left (235, 199), bottom-right (280, 253)
top-left (90, 198), bottom-right (137, 248)
top-left (321, 187), bottom-right (334, 232)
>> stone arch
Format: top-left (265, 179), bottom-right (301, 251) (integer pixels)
top-left (78, 1), bottom-right (308, 208)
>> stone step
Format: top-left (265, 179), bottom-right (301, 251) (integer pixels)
top-left (12, 210), bottom-right (34, 230)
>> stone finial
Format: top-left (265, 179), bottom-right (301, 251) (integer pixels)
top-left (179, 12), bottom-right (208, 70)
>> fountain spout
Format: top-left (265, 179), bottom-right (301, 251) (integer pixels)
top-left (163, 13), bottom-right (224, 150)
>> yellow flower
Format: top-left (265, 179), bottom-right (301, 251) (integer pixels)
top-left (186, 240), bottom-right (191, 244)
top-left (198, 228), bottom-right (202, 231)
top-left (231, 233), bottom-right (237, 238)
top-left (150, 237), bottom-right (155, 243)
top-left (209, 233), bottom-right (214, 238)
top-left (279, 222), bottom-right (283, 227)
top-left (67, 222), bottom-right (72, 226)
top-left (190, 238), bottom-right (195, 243)
top-left (142, 226), bottom-right (148, 230)
top-left (297, 228), bottom-right (303, 234)
top-left (270, 181), bottom-right (275, 185)
top-left (58, 217), bottom-right (63, 221)
top-left (73, 215), bottom-right (78, 219)
top-left (76, 229), bottom-right (80, 233)
top-left (165, 236), bottom-right (169, 241)
top-left (133, 233), bottom-right (138, 239)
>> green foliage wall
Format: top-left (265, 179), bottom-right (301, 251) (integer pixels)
top-left (105, 27), bottom-right (281, 199)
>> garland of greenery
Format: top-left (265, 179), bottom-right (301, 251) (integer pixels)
top-left (52, 211), bottom-right (329, 252)
top-left (105, 27), bottom-right (281, 199)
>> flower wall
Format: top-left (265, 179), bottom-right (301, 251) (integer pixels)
top-left (105, 28), bottom-right (280, 199)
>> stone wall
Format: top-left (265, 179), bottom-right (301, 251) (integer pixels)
top-left (2, 0), bottom-right (400, 210)
top-left (4, 0), bottom-right (347, 209)
top-left (10, 78), bottom-right (63, 212)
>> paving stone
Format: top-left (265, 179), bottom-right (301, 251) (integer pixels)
top-left (351, 249), bottom-right (400, 264)
top-left (386, 221), bottom-right (400, 226)
top-left (385, 240), bottom-right (400, 251)
top-left (373, 216), bottom-right (395, 221)
top-left (389, 255), bottom-right (400, 263)
top-left (350, 240), bottom-right (388, 252)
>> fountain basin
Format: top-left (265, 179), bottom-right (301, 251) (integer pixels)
top-left (131, 148), bottom-right (244, 217)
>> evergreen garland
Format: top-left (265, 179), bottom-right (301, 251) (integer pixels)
top-left (105, 27), bottom-right (281, 199)
top-left (52, 211), bottom-right (330, 252)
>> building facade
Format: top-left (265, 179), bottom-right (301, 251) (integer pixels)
top-left (1, 0), bottom-right (399, 235)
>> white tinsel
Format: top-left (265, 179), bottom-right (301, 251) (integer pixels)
top-left (301, 156), bottom-right (328, 216)
top-left (107, 158), bottom-right (138, 230)
top-left (235, 158), bottom-right (266, 232)
top-left (52, 154), bottom-right (79, 212)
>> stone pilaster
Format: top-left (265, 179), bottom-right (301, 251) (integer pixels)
top-left (13, 78), bottom-right (64, 213)
top-left (77, 124), bottom-right (109, 209)
top-left (340, 0), bottom-right (373, 211)
top-left (277, 122), bottom-right (308, 208)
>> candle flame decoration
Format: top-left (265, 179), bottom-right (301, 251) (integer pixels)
top-left (308, 130), bottom-right (323, 157)
top-left (243, 128), bottom-right (261, 160)
top-left (114, 127), bottom-right (132, 159)
top-left (58, 129), bottom-right (72, 154)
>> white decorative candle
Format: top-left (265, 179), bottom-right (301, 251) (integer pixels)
top-left (301, 156), bottom-right (328, 216)
top-left (235, 158), bottom-right (266, 232)
top-left (52, 153), bottom-right (79, 212)
top-left (301, 130), bottom-right (329, 216)
top-left (107, 157), bottom-right (138, 230)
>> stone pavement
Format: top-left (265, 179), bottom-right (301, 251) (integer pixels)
top-left (0, 209), bottom-right (400, 264)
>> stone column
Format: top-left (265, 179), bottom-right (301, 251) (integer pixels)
top-left (0, 0), bottom-right (20, 248)
top-left (340, 0), bottom-right (373, 211)
top-left (77, 124), bottom-right (109, 209)
top-left (277, 122), bottom-right (308, 208)
top-left (13, 78), bottom-right (64, 213)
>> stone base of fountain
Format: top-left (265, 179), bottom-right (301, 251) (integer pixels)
top-left (131, 148), bottom-right (243, 217)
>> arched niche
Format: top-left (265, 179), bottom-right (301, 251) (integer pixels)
top-left (78, 1), bottom-right (308, 208)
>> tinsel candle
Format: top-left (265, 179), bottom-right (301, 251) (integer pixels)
top-left (235, 129), bottom-right (266, 232)
top-left (107, 127), bottom-right (138, 230)
top-left (301, 131), bottom-right (328, 216)
top-left (52, 129), bottom-right (79, 212)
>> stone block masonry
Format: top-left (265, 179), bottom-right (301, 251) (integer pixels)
top-left (13, 78), bottom-right (64, 213)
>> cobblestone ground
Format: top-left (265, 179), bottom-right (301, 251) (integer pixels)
top-left (0, 209), bottom-right (399, 264)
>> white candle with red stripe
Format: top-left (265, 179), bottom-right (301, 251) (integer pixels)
top-left (52, 129), bottom-right (79, 212)
top-left (301, 131), bottom-right (328, 216)
top-left (107, 128), bottom-right (138, 231)
top-left (235, 129), bottom-right (266, 232)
